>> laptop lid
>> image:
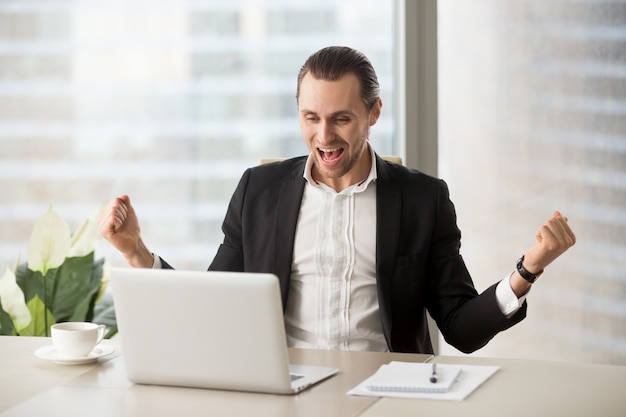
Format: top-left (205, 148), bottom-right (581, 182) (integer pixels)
top-left (110, 267), bottom-right (337, 394)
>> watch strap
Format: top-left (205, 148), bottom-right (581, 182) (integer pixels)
top-left (517, 255), bottom-right (543, 283)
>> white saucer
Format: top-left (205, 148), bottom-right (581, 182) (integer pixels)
top-left (35, 344), bottom-right (115, 365)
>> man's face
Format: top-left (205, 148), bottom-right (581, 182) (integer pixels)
top-left (298, 72), bottom-right (381, 192)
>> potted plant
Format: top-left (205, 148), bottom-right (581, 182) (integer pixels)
top-left (0, 205), bottom-right (116, 338)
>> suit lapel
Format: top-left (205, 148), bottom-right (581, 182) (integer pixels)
top-left (273, 160), bottom-right (306, 306)
top-left (375, 156), bottom-right (402, 338)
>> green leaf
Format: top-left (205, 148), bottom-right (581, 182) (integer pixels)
top-left (0, 297), bottom-right (16, 335)
top-left (14, 255), bottom-right (108, 334)
top-left (19, 295), bottom-right (56, 336)
top-left (27, 206), bottom-right (71, 276)
top-left (51, 253), bottom-right (104, 323)
top-left (92, 291), bottom-right (118, 339)
top-left (0, 267), bottom-right (31, 331)
top-left (14, 263), bottom-right (44, 307)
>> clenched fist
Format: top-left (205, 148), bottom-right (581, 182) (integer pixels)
top-left (98, 195), bottom-right (154, 268)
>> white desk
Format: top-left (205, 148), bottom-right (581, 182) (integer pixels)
top-left (359, 355), bottom-right (626, 417)
top-left (2, 336), bottom-right (625, 417)
top-left (0, 336), bottom-right (429, 417)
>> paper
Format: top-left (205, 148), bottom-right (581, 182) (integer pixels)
top-left (348, 361), bottom-right (500, 401)
top-left (363, 362), bottom-right (461, 393)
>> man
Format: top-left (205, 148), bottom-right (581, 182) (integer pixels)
top-left (99, 46), bottom-right (576, 354)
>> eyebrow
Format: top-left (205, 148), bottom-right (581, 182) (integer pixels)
top-left (299, 109), bottom-right (356, 117)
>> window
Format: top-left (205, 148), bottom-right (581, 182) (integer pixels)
top-left (439, 0), bottom-right (626, 364)
top-left (0, 1), bottom-right (394, 271)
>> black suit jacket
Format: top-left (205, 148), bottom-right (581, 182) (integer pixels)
top-left (172, 154), bottom-right (525, 353)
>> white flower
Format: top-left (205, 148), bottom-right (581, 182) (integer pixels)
top-left (0, 267), bottom-right (31, 331)
top-left (69, 203), bottom-right (106, 258)
top-left (27, 206), bottom-right (71, 275)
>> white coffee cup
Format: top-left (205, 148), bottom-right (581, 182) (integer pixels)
top-left (51, 322), bottom-right (106, 358)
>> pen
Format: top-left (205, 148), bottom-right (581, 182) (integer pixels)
top-left (430, 363), bottom-right (438, 383)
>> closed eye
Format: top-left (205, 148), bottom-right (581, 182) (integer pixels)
top-left (301, 111), bottom-right (319, 122)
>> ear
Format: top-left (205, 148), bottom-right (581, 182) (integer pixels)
top-left (369, 98), bottom-right (382, 126)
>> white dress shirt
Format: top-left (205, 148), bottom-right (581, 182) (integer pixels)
top-left (284, 150), bottom-right (386, 351)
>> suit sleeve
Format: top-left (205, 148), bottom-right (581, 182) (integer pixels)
top-left (426, 180), bottom-right (526, 353)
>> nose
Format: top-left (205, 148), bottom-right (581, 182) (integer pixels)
top-left (316, 120), bottom-right (335, 145)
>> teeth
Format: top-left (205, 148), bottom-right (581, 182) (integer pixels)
top-left (319, 147), bottom-right (341, 162)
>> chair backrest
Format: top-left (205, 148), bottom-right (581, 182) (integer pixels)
top-left (380, 155), bottom-right (403, 165)
top-left (259, 155), bottom-right (403, 165)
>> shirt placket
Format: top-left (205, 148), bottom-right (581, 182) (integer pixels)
top-left (314, 192), bottom-right (354, 350)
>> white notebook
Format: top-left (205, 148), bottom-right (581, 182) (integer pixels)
top-left (348, 361), bottom-right (500, 401)
top-left (363, 362), bottom-right (461, 393)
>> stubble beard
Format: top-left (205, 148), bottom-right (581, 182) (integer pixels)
top-left (315, 128), bottom-right (370, 181)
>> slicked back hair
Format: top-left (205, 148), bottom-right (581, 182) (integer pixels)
top-left (296, 46), bottom-right (380, 111)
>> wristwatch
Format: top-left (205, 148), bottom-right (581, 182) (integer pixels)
top-left (516, 255), bottom-right (543, 283)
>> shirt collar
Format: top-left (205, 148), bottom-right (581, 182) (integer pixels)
top-left (303, 145), bottom-right (378, 195)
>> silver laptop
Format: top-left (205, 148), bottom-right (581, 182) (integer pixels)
top-left (110, 267), bottom-right (338, 395)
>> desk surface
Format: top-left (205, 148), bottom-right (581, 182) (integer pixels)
top-left (360, 355), bottom-right (626, 417)
top-left (2, 336), bottom-right (625, 417)
top-left (0, 336), bottom-right (428, 417)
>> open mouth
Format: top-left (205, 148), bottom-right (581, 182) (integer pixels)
top-left (318, 147), bottom-right (344, 162)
